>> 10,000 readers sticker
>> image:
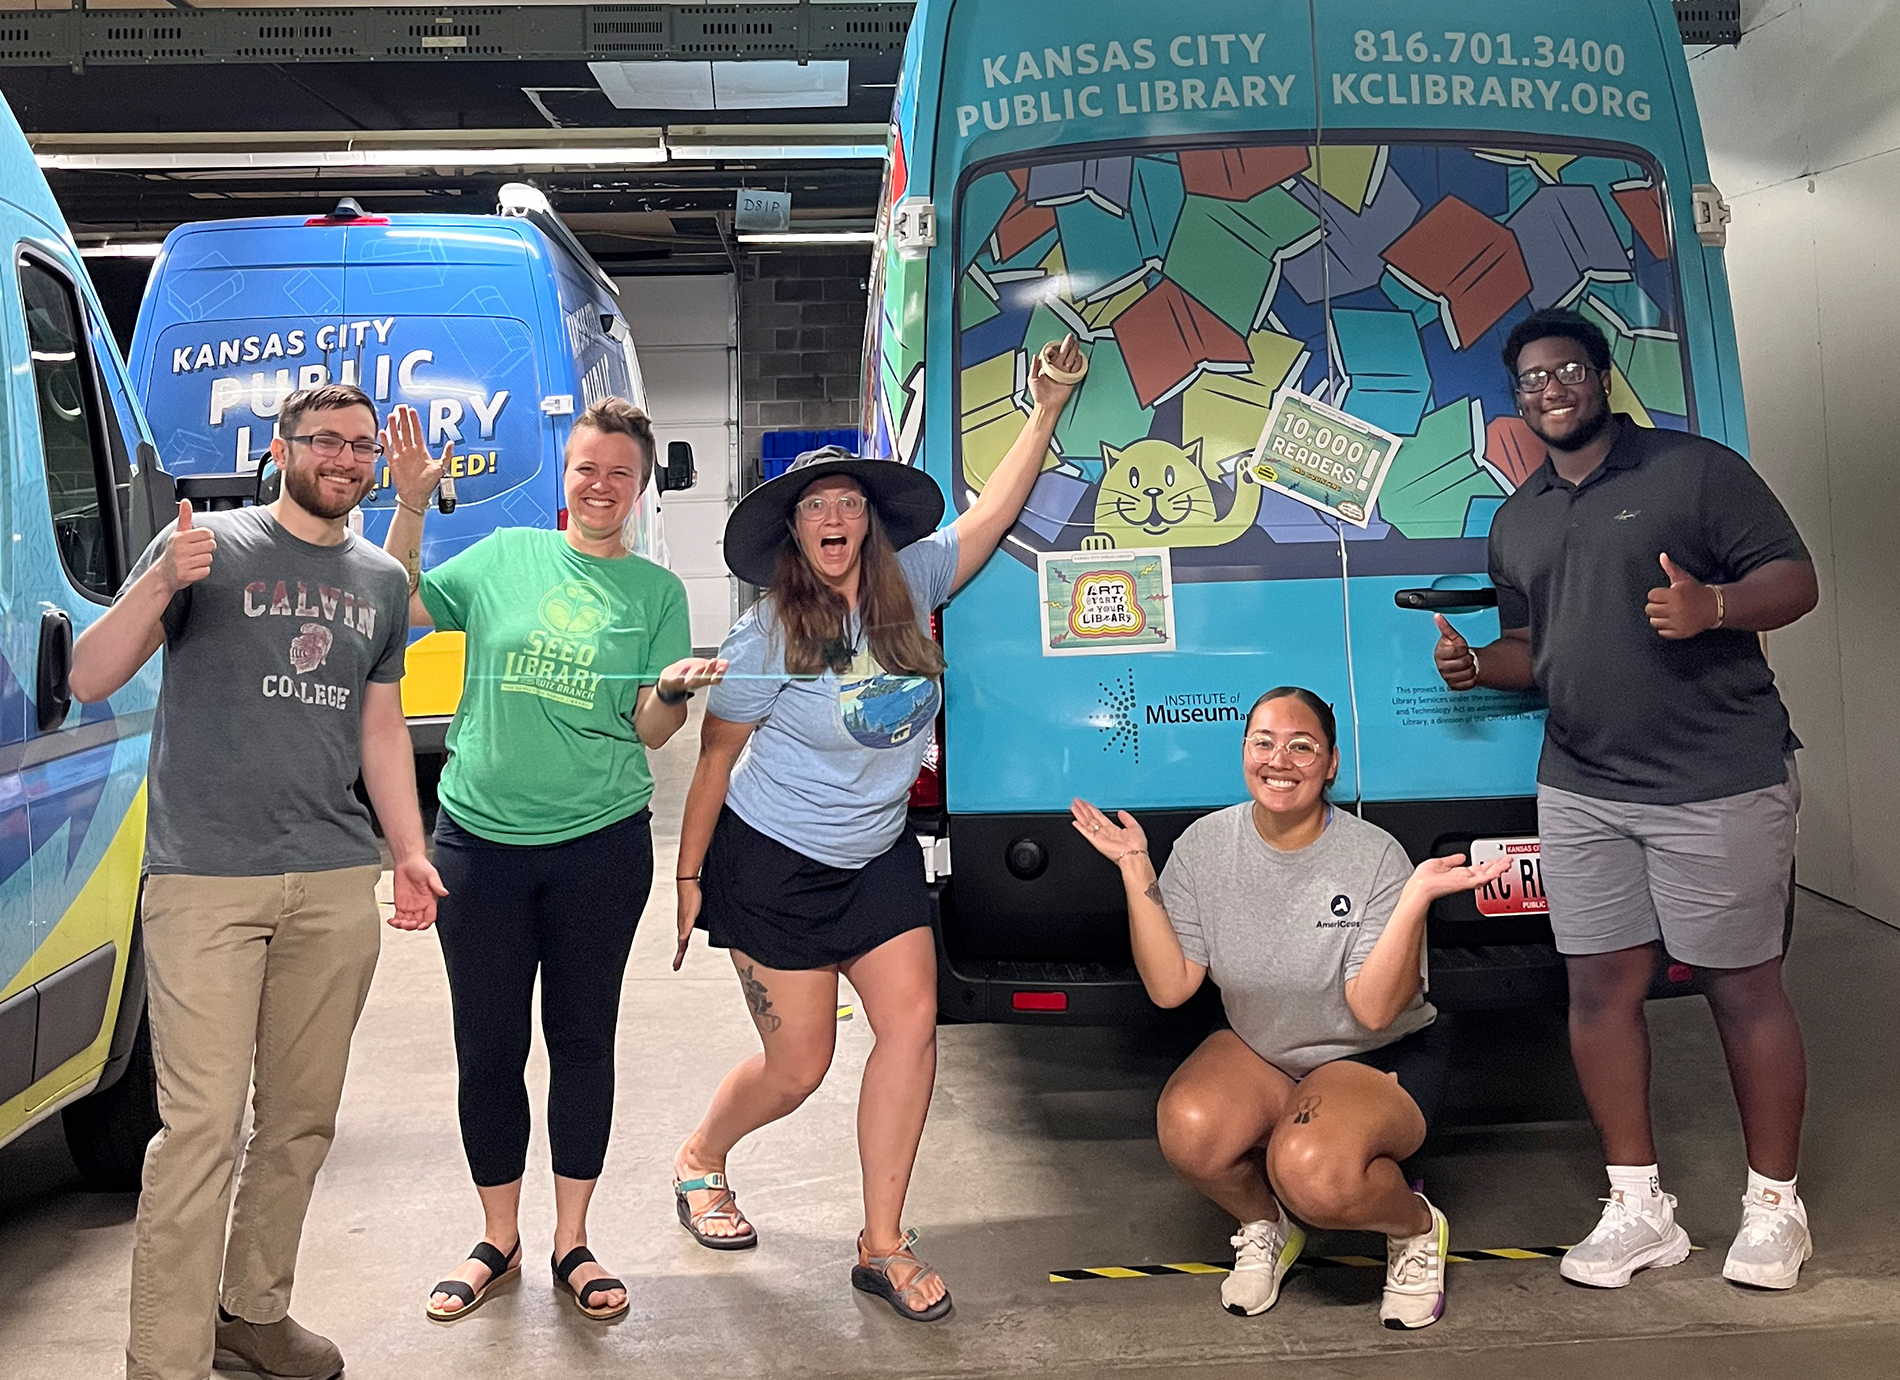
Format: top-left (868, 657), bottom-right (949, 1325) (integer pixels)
top-left (1038, 548), bottom-right (1176, 656)
top-left (1250, 390), bottom-right (1404, 529)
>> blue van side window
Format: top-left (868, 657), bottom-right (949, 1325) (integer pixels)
top-left (20, 256), bottom-right (126, 598)
top-left (953, 139), bottom-right (1690, 581)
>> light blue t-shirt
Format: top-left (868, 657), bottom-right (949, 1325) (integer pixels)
top-left (709, 528), bottom-right (959, 868)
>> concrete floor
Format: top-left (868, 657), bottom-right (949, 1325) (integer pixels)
top-left (3, 714), bottom-right (1898, 1379)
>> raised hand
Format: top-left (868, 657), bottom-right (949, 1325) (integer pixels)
top-left (1029, 333), bottom-right (1087, 410)
top-left (1433, 613), bottom-right (1479, 691)
top-left (1404, 852), bottom-right (1512, 904)
top-left (1070, 797), bottom-right (1149, 864)
top-left (1645, 553), bottom-right (1719, 640)
top-left (164, 500), bottom-right (216, 592)
top-left (657, 657), bottom-right (729, 701)
top-left (380, 404), bottom-right (450, 511)
top-left (387, 854), bottom-right (449, 931)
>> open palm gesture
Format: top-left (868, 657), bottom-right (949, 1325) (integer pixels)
top-left (381, 404), bottom-right (450, 509)
top-left (1070, 798), bottom-right (1148, 863)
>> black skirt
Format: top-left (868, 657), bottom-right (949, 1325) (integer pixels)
top-left (698, 806), bottom-right (930, 971)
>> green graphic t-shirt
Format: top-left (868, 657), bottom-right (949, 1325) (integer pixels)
top-left (420, 527), bottom-right (691, 845)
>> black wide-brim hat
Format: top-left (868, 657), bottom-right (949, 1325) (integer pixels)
top-left (723, 446), bottom-right (945, 586)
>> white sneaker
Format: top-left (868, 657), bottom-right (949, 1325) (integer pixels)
top-left (1723, 1187), bottom-right (1812, 1289)
top-left (1559, 1190), bottom-right (1692, 1287)
top-left (1221, 1215), bottom-right (1305, 1316)
top-left (1380, 1196), bottom-right (1449, 1330)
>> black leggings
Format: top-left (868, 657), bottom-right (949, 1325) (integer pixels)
top-left (432, 809), bottom-right (652, 1186)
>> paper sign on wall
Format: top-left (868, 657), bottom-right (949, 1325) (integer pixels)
top-left (1250, 390), bottom-right (1403, 528)
top-left (1038, 548), bottom-right (1175, 656)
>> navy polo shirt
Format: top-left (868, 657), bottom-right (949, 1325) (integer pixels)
top-left (1488, 417), bottom-right (1808, 805)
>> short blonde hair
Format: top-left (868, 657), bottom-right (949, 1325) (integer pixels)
top-left (567, 398), bottom-right (656, 480)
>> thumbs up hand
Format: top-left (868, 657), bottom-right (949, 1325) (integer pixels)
top-left (1645, 552), bottom-right (1720, 639)
top-left (1433, 612), bottom-right (1481, 691)
top-left (163, 499), bottom-right (216, 592)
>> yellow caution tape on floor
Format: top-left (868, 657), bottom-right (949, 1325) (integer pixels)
top-left (1048, 1244), bottom-right (1702, 1282)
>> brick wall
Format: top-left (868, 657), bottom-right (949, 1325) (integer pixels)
top-left (738, 247), bottom-right (873, 485)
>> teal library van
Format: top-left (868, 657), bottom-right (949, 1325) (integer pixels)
top-left (863, 0), bottom-right (1744, 1020)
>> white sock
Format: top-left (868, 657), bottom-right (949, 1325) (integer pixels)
top-left (1607, 1163), bottom-right (1664, 1212)
top-left (1747, 1167), bottom-right (1798, 1206)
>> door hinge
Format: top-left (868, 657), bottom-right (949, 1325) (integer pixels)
top-left (893, 198), bottom-right (937, 261)
top-left (1692, 184), bottom-right (1732, 248)
top-left (541, 394), bottom-right (575, 416)
top-left (918, 834), bottom-right (952, 883)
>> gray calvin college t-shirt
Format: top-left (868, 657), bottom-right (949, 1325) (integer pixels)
top-left (1159, 805), bottom-right (1433, 1077)
top-left (127, 508), bottom-right (410, 876)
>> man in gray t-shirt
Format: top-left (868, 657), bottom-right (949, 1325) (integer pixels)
top-left (71, 384), bottom-right (442, 1380)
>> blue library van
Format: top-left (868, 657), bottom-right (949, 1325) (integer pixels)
top-left (127, 189), bottom-right (690, 752)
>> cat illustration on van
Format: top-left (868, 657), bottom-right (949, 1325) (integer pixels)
top-left (1079, 437), bottom-right (1262, 551)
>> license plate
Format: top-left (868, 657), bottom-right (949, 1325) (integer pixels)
top-left (1468, 837), bottom-right (1547, 917)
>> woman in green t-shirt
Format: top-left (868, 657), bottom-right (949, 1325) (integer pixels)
top-left (380, 399), bottom-right (724, 1323)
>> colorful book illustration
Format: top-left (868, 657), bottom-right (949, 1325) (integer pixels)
top-left (1330, 308), bottom-right (1432, 437)
top-left (1285, 169), bottom-right (1424, 303)
top-left (948, 143), bottom-right (1693, 574)
top-left (1507, 184), bottom-right (1633, 310)
top-left (1163, 188), bottom-right (1322, 335)
top-left (1382, 197), bottom-right (1532, 350)
top-left (1112, 277), bottom-right (1254, 409)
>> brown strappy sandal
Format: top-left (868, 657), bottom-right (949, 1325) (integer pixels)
top-left (851, 1229), bottom-right (953, 1322)
top-left (674, 1171), bottom-right (759, 1251)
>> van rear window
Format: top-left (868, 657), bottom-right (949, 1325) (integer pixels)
top-left (954, 139), bottom-right (1690, 582)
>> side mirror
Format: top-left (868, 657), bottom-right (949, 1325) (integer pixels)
top-left (129, 441), bottom-right (176, 552)
top-left (658, 439), bottom-right (696, 494)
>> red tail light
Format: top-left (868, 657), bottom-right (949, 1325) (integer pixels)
top-left (1012, 991), bottom-right (1068, 1013)
top-left (907, 612), bottom-right (946, 810)
top-left (303, 215), bottom-right (391, 226)
top-left (556, 507), bottom-right (569, 530)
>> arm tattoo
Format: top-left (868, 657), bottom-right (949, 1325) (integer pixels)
top-left (1142, 880), bottom-right (1164, 907)
top-left (1291, 1095), bottom-right (1320, 1125)
top-left (738, 964), bottom-right (783, 1033)
top-left (403, 543), bottom-right (421, 594)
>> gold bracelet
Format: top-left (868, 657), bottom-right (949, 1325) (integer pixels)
top-left (396, 497), bottom-right (427, 518)
top-left (1712, 585), bottom-right (1725, 629)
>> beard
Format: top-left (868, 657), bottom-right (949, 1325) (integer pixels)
top-left (283, 460), bottom-right (374, 520)
top-left (1525, 391), bottom-right (1613, 453)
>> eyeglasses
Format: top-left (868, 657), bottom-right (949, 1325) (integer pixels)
top-left (1243, 733), bottom-right (1324, 764)
top-left (795, 492), bottom-right (868, 521)
top-left (1513, 361), bottom-right (1597, 395)
top-left (289, 432), bottom-right (384, 460)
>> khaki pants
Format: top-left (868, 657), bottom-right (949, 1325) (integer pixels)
top-left (127, 866), bottom-right (382, 1380)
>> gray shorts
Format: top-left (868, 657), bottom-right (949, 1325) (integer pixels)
top-left (1536, 757), bottom-right (1800, 970)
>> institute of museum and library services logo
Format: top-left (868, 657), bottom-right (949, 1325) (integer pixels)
top-left (1092, 674), bottom-right (1247, 763)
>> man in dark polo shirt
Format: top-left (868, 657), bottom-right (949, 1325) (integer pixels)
top-left (1432, 309), bottom-right (1819, 1293)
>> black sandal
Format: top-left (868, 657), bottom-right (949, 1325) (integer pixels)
top-left (424, 1239), bottom-right (521, 1322)
top-left (552, 1246), bottom-right (629, 1321)
top-left (851, 1229), bottom-right (953, 1323)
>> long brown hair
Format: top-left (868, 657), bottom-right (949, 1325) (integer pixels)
top-left (770, 498), bottom-right (946, 678)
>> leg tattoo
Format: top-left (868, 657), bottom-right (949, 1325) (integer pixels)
top-left (738, 964), bottom-right (782, 1033)
top-left (1291, 1096), bottom-right (1320, 1125)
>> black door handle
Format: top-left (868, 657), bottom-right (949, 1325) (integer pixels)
top-left (1394, 587), bottom-right (1499, 612)
top-left (37, 608), bottom-right (73, 733)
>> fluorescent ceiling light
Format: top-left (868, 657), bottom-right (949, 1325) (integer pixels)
top-left (79, 242), bottom-right (163, 259)
top-left (37, 146), bottom-right (667, 172)
top-left (591, 60), bottom-right (850, 111)
top-left (737, 231), bottom-right (877, 245)
top-left (669, 143), bottom-right (885, 162)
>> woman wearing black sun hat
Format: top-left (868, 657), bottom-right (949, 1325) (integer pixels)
top-left (666, 335), bottom-right (1085, 1321)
